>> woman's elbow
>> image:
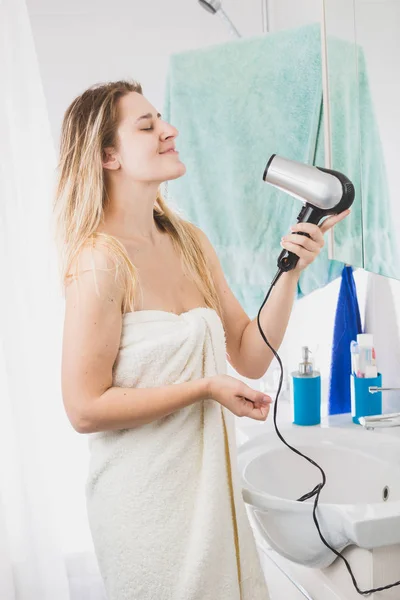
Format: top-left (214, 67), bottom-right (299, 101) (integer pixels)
top-left (63, 397), bottom-right (94, 434)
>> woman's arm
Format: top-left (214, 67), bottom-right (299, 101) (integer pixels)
top-left (194, 209), bottom-right (350, 380)
top-left (80, 379), bottom-right (210, 433)
top-left (237, 270), bottom-right (299, 378)
top-left (194, 226), bottom-right (298, 379)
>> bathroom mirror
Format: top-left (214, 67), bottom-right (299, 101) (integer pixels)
top-left (324, 0), bottom-right (400, 279)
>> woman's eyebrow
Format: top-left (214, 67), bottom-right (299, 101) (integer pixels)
top-left (135, 112), bottom-right (162, 123)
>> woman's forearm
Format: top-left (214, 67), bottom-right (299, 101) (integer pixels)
top-left (79, 378), bottom-right (211, 434)
top-left (238, 270), bottom-right (300, 379)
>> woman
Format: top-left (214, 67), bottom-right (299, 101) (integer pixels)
top-left (53, 80), bottom-right (349, 600)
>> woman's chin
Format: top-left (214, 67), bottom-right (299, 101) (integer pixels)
top-left (167, 162), bottom-right (187, 180)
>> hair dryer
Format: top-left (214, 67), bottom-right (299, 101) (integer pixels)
top-left (263, 154), bottom-right (355, 272)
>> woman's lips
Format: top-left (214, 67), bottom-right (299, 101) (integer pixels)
top-left (161, 149), bottom-right (178, 154)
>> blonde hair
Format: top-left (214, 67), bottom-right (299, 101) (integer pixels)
top-left (52, 79), bottom-right (223, 321)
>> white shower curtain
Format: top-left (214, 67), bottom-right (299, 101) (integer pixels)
top-left (0, 0), bottom-right (105, 598)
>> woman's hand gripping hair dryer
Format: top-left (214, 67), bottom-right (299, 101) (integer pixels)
top-left (263, 154), bottom-right (355, 272)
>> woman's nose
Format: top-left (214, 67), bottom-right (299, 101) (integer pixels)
top-left (161, 121), bottom-right (178, 140)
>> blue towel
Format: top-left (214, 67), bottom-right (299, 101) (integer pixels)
top-left (328, 265), bottom-right (362, 415)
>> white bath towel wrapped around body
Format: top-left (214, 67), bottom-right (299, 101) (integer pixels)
top-left (85, 306), bottom-right (269, 600)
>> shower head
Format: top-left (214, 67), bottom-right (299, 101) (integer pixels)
top-left (198, 0), bottom-right (221, 14)
top-left (197, 0), bottom-right (242, 38)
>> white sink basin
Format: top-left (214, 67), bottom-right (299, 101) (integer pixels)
top-left (237, 426), bottom-right (400, 568)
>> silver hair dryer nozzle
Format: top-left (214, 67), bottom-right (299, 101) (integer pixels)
top-left (263, 154), bottom-right (355, 272)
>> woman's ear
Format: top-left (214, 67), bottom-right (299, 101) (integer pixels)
top-left (102, 147), bottom-right (120, 171)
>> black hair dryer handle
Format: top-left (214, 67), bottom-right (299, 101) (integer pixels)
top-left (277, 232), bottom-right (311, 272)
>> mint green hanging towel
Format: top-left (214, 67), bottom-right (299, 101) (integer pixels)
top-left (163, 23), bottom-right (392, 317)
top-left (326, 34), bottom-right (400, 279)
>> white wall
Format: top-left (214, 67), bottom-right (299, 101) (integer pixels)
top-left (27, 0), bottom-right (263, 146)
top-left (266, 0), bottom-right (321, 31)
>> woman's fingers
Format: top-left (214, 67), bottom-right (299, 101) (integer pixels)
top-left (319, 209), bottom-right (351, 234)
top-left (247, 402), bottom-right (271, 421)
top-left (282, 209), bottom-right (351, 273)
top-left (289, 222), bottom-right (324, 244)
top-left (239, 392), bottom-right (273, 421)
top-left (289, 209), bottom-right (351, 237)
top-left (280, 240), bottom-right (310, 261)
top-left (240, 386), bottom-right (272, 406)
top-left (281, 233), bottom-right (322, 253)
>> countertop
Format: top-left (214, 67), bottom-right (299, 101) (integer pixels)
top-left (235, 399), bottom-right (400, 446)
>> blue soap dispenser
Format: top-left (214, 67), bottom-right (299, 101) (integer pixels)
top-left (291, 346), bottom-right (321, 426)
